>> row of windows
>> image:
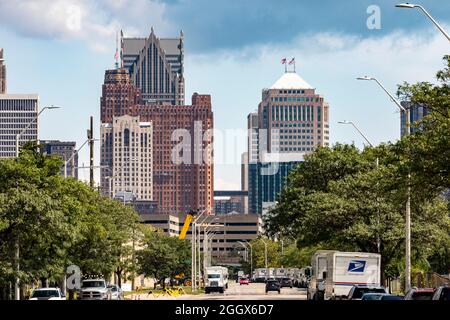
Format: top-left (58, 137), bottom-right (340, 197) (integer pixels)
top-left (280, 140), bottom-right (315, 146)
top-left (281, 147), bottom-right (314, 152)
top-left (0, 113), bottom-right (39, 118)
top-left (271, 105), bottom-right (318, 122)
top-left (271, 96), bottom-right (320, 102)
top-left (277, 89), bottom-right (307, 94)
top-left (272, 122), bottom-right (316, 128)
top-left (0, 100), bottom-right (37, 111)
top-left (279, 135), bottom-right (315, 140)
top-left (280, 129), bottom-right (316, 133)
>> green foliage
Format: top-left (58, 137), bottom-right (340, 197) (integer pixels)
top-left (0, 143), bottom-right (142, 295)
top-left (136, 229), bottom-right (191, 288)
top-left (265, 57), bottom-right (450, 278)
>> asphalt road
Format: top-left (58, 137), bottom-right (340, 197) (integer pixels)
top-left (183, 282), bottom-right (307, 300)
top-left (128, 282), bottom-right (307, 300)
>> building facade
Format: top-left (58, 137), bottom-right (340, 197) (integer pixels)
top-left (0, 49), bottom-right (5, 94)
top-left (121, 28), bottom-right (184, 105)
top-left (101, 115), bottom-right (153, 201)
top-left (248, 159), bottom-right (302, 215)
top-left (0, 94), bottom-right (39, 158)
top-left (41, 140), bottom-right (78, 178)
top-left (140, 213), bottom-right (263, 263)
top-left (245, 71), bottom-right (329, 214)
top-left (259, 71), bottom-right (330, 154)
top-left (401, 101), bottom-right (429, 136)
top-left (100, 68), bottom-right (214, 215)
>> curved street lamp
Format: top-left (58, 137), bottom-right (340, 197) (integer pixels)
top-left (396, 3), bottom-right (450, 42)
top-left (357, 75), bottom-right (412, 292)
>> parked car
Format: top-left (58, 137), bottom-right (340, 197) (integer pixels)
top-left (29, 288), bottom-right (66, 300)
top-left (347, 285), bottom-right (387, 300)
top-left (107, 284), bottom-right (124, 300)
top-left (239, 277), bottom-right (250, 285)
top-left (404, 287), bottom-right (435, 301)
top-left (432, 285), bottom-right (450, 301)
top-left (79, 278), bottom-right (111, 300)
top-left (361, 293), bottom-right (403, 301)
top-left (265, 279), bottom-right (281, 294)
top-left (280, 278), bottom-right (293, 288)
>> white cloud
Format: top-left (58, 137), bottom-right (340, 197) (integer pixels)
top-left (0, 0), bottom-right (171, 52)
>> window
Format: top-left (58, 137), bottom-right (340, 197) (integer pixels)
top-left (124, 129), bottom-right (130, 147)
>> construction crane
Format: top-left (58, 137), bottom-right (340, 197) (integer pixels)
top-left (179, 211), bottom-right (195, 240)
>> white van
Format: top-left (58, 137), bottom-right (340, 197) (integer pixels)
top-left (205, 266), bottom-right (229, 294)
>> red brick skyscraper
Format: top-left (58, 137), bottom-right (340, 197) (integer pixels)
top-left (100, 68), bottom-right (214, 215)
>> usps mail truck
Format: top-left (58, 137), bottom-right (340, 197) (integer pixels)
top-left (307, 250), bottom-right (338, 300)
top-left (324, 251), bottom-right (381, 300)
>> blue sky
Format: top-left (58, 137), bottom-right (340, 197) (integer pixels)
top-left (1, 0), bottom-right (449, 189)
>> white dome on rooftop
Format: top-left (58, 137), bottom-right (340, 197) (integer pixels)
top-left (270, 72), bottom-right (313, 90)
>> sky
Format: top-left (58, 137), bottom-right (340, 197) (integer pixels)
top-left (0, 0), bottom-right (449, 190)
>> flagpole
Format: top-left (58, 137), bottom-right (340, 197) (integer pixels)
top-left (285, 61), bottom-right (287, 73)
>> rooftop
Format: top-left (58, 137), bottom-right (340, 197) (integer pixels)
top-left (270, 71), bottom-right (313, 90)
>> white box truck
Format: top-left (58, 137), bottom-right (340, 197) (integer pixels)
top-left (253, 268), bottom-right (267, 282)
top-left (307, 250), bottom-right (339, 300)
top-left (204, 266), bottom-right (229, 294)
top-left (307, 250), bottom-right (382, 300)
top-left (274, 268), bottom-right (287, 279)
top-left (324, 251), bottom-right (382, 300)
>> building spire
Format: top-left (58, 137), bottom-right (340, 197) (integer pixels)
top-left (0, 48), bottom-right (6, 94)
top-left (114, 31), bottom-right (119, 69)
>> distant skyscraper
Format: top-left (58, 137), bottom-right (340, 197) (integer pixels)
top-left (100, 67), bottom-right (214, 214)
top-left (100, 68), bottom-right (142, 123)
top-left (247, 112), bottom-right (259, 163)
top-left (0, 94), bottom-right (39, 158)
top-left (121, 28), bottom-right (184, 105)
top-left (248, 155), bottom-right (303, 215)
top-left (101, 115), bottom-right (153, 201)
top-left (259, 71), bottom-right (330, 154)
top-left (0, 49), bottom-right (5, 94)
top-left (246, 70), bottom-right (330, 214)
top-left (401, 101), bottom-right (429, 136)
top-left (41, 140), bottom-right (78, 178)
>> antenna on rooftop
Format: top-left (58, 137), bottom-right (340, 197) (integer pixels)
top-left (114, 31), bottom-right (119, 69)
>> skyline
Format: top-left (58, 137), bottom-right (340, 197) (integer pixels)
top-left (1, 0), bottom-right (449, 189)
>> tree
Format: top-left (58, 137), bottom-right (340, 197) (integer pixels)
top-left (0, 143), bottom-right (143, 299)
top-left (264, 143), bottom-right (374, 238)
top-left (137, 229), bottom-right (191, 289)
top-left (397, 55), bottom-right (450, 192)
top-left (265, 140), bottom-right (450, 280)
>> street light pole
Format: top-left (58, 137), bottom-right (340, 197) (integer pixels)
top-left (338, 120), bottom-right (381, 253)
top-left (396, 3), bottom-right (450, 42)
top-left (13, 105), bottom-right (59, 301)
top-left (237, 242), bottom-right (248, 262)
top-left (245, 241), bottom-right (253, 279)
top-left (190, 210), bottom-right (206, 292)
top-left (260, 239), bottom-right (268, 281)
top-left (15, 106), bottom-right (60, 157)
top-left (63, 138), bottom-right (93, 178)
top-left (357, 76), bottom-right (412, 292)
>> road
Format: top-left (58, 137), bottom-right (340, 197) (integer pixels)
top-left (129, 282), bottom-right (307, 300)
top-left (187, 282), bottom-right (307, 300)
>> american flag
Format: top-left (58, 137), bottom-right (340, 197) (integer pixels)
top-left (281, 57), bottom-right (287, 64)
top-left (289, 57), bottom-right (295, 65)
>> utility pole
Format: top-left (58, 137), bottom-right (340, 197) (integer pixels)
top-left (88, 116), bottom-right (94, 189)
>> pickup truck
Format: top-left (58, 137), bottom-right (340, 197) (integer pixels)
top-left (79, 279), bottom-right (111, 300)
